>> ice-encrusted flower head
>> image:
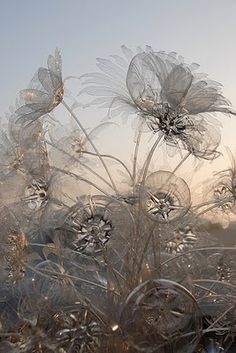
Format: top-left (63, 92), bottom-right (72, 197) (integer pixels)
top-left (80, 47), bottom-right (235, 159)
top-left (203, 149), bottom-right (236, 220)
top-left (14, 49), bottom-right (64, 125)
top-left (126, 51), bottom-right (230, 159)
top-left (58, 195), bottom-right (133, 264)
top-left (141, 170), bottom-right (191, 223)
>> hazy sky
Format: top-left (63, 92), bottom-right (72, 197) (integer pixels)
top-left (1, 0), bottom-right (236, 176)
top-left (1, 0), bottom-right (236, 108)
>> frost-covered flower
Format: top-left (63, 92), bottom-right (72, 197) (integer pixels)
top-left (0, 125), bottom-right (49, 187)
top-left (161, 213), bottom-right (217, 255)
top-left (48, 120), bottom-right (113, 171)
top-left (127, 51), bottom-right (233, 159)
top-left (0, 128), bottom-right (24, 178)
top-left (203, 149), bottom-right (236, 220)
top-left (141, 170), bottom-right (191, 222)
top-left (4, 301), bottom-right (107, 353)
top-left (58, 195), bottom-right (133, 263)
top-left (50, 306), bottom-right (105, 353)
top-left (14, 49), bottom-right (63, 125)
top-left (0, 168), bottom-right (61, 233)
top-left (2, 107), bottom-right (50, 180)
top-left (165, 225), bottom-right (198, 255)
top-left (22, 177), bottom-right (49, 210)
top-left (80, 47), bottom-right (234, 159)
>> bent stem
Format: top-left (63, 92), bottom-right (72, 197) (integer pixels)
top-left (205, 305), bottom-right (234, 331)
top-left (24, 262), bottom-right (120, 296)
top-left (195, 200), bottom-right (231, 217)
top-left (161, 246), bottom-right (236, 267)
top-left (62, 100), bottom-right (118, 194)
top-left (84, 151), bottom-right (133, 183)
top-left (194, 278), bottom-right (236, 292)
top-left (192, 200), bottom-right (219, 211)
top-left (134, 133), bottom-right (163, 263)
top-left (46, 139), bottom-right (114, 191)
top-left (136, 223), bottom-right (157, 279)
top-left (172, 151), bottom-right (191, 175)
top-left (132, 130), bottom-right (142, 186)
top-left (51, 166), bottom-right (113, 197)
top-left (139, 133), bottom-right (164, 186)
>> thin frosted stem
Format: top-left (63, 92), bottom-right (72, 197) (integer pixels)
top-left (206, 304), bottom-right (235, 330)
top-left (24, 262), bottom-right (120, 296)
top-left (51, 166), bottom-right (112, 197)
top-left (196, 201), bottom-right (226, 217)
top-left (136, 223), bottom-right (157, 277)
top-left (132, 130), bottom-right (142, 185)
top-left (62, 100), bottom-right (118, 194)
top-left (139, 133), bottom-right (164, 186)
top-left (161, 246), bottom-right (236, 266)
top-left (84, 151), bottom-right (133, 183)
top-left (172, 151), bottom-right (191, 175)
top-left (135, 133), bottom-right (163, 250)
top-left (192, 200), bottom-right (218, 211)
top-left (46, 139), bottom-right (114, 190)
top-left (194, 278), bottom-right (236, 291)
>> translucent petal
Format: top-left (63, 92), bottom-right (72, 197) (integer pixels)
top-left (126, 52), bottom-right (158, 105)
top-left (20, 89), bottom-right (49, 105)
top-left (161, 65), bottom-right (193, 107)
top-left (38, 67), bottom-right (55, 93)
top-left (97, 57), bottom-right (125, 79)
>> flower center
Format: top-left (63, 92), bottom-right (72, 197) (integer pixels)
top-left (140, 101), bottom-right (189, 138)
top-left (52, 85), bottom-right (64, 108)
top-left (214, 184), bottom-right (235, 213)
top-left (146, 192), bottom-right (176, 221)
top-left (23, 179), bottom-right (48, 210)
top-left (166, 226), bottom-right (197, 254)
top-left (53, 310), bottom-right (102, 352)
top-left (70, 210), bottom-right (113, 255)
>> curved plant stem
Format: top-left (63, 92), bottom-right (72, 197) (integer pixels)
top-left (134, 133), bottom-right (164, 261)
top-left (196, 201), bottom-right (227, 217)
top-left (132, 130), bottom-right (142, 186)
top-left (136, 223), bottom-right (157, 278)
top-left (139, 133), bottom-right (164, 186)
top-left (24, 262), bottom-right (119, 296)
top-left (84, 151), bottom-right (133, 183)
top-left (51, 166), bottom-right (112, 197)
top-left (46, 139), bottom-right (114, 191)
top-left (161, 246), bottom-right (236, 267)
top-left (172, 151), bottom-right (191, 175)
top-left (192, 200), bottom-right (218, 211)
top-left (194, 278), bottom-right (236, 291)
top-left (62, 100), bottom-right (118, 194)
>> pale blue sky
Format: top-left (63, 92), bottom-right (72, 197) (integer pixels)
top-left (1, 0), bottom-right (236, 111)
top-left (1, 0), bottom-right (236, 175)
